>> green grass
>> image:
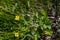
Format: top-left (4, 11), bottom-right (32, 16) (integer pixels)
top-left (0, 0), bottom-right (54, 40)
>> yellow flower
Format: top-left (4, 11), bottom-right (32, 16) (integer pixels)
top-left (15, 15), bottom-right (19, 20)
top-left (15, 32), bottom-right (19, 37)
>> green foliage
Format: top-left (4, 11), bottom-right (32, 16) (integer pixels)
top-left (0, 0), bottom-right (53, 40)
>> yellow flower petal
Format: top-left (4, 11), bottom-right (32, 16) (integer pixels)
top-left (15, 32), bottom-right (19, 37)
top-left (15, 15), bottom-right (19, 20)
